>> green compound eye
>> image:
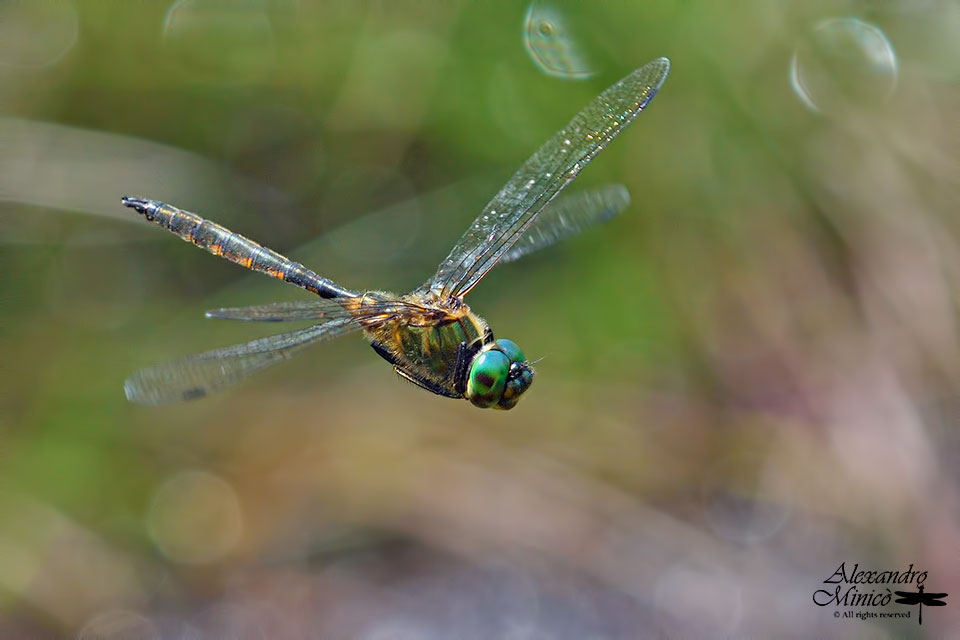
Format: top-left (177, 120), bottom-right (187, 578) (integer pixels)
top-left (496, 338), bottom-right (525, 364)
top-left (466, 349), bottom-right (510, 408)
top-left (496, 366), bottom-right (534, 410)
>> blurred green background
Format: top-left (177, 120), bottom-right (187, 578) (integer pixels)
top-left (2, 0), bottom-right (960, 637)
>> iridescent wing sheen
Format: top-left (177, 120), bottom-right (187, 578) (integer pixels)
top-left (422, 57), bottom-right (669, 298)
top-left (498, 184), bottom-right (630, 265)
top-left (124, 298), bottom-right (436, 405)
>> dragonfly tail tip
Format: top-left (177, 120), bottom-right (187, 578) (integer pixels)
top-left (121, 196), bottom-right (150, 214)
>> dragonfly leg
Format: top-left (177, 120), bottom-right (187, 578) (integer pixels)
top-left (372, 338), bottom-right (464, 399)
top-left (370, 341), bottom-right (399, 365)
top-left (453, 341), bottom-right (482, 396)
top-left (483, 326), bottom-right (495, 344)
top-left (394, 366), bottom-right (462, 399)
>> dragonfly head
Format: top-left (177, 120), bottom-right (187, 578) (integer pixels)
top-left (466, 338), bottom-right (534, 410)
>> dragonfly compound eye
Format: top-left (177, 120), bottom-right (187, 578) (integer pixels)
top-left (495, 338), bottom-right (525, 364)
top-left (496, 362), bottom-right (535, 410)
top-left (467, 349), bottom-right (511, 408)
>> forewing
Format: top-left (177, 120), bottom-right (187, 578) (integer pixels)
top-left (499, 184), bottom-right (629, 265)
top-left (124, 320), bottom-right (361, 406)
top-left (125, 298), bottom-right (438, 405)
top-left (206, 298), bottom-right (436, 323)
top-left (424, 57), bottom-right (668, 297)
top-left (206, 299), bottom-right (360, 322)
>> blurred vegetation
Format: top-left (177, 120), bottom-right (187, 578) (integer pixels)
top-left (2, 0), bottom-right (960, 637)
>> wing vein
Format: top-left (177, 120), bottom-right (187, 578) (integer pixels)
top-left (421, 57), bottom-right (669, 298)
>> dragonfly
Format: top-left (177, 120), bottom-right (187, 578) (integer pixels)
top-left (894, 585), bottom-right (948, 626)
top-left (122, 57), bottom-right (670, 408)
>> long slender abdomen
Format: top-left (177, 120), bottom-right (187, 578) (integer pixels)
top-left (123, 197), bottom-right (355, 299)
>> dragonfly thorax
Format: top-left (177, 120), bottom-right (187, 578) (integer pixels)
top-left (466, 338), bottom-right (534, 410)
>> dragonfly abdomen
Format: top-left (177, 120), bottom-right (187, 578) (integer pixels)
top-left (123, 197), bottom-right (354, 299)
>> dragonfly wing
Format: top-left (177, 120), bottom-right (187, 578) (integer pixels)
top-left (499, 184), bottom-right (630, 265)
top-left (126, 298), bottom-right (439, 405)
top-left (423, 57), bottom-right (669, 298)
top-left (124, 320), bottom-right (361, 406)
top-left (206, 299), bottom-right (359, 322)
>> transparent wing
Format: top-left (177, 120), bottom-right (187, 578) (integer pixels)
top-left (124, 320), bottom-right (359, 406)
top-left (423, 57), bottom-right (669, 298)
top-left (125, 297), bottom-right (437, 405)
top-left (206, 300), bottom-right (358, 322)
top-left (498, 184), bottom-right (630, 265)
